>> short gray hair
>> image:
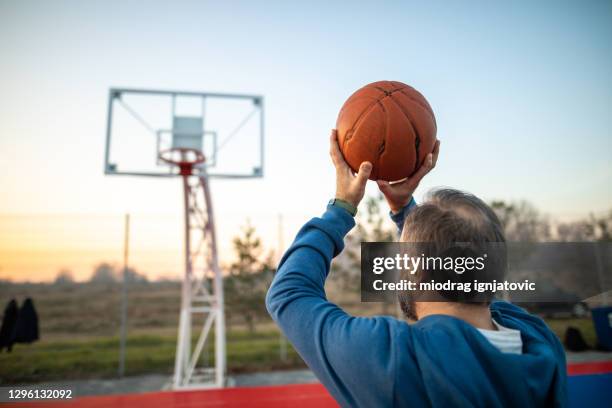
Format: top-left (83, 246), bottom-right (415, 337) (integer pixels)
top-left (401, 188), bottom-right (505, 244)
top-left (398, 188), bottom-right (506, 310)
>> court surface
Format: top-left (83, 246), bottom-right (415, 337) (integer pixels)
top-left (7, 361), bottom-right (611, 408)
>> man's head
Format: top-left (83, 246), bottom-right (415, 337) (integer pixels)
top-left (398, 188), bottom-right (506, 320)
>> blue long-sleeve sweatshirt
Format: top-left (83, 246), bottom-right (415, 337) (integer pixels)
top-left (266, 203), bottom-right (567, 407)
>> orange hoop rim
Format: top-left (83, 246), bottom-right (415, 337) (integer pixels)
top-left (158, 148), bottom-right (206, 166)
top-left (158, 148), bottom-right (205, 176)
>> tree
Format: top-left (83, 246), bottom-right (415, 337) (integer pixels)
top-left (490, 200), bottom-right (550, 242)
top-left (224, 222), bottom-right (274, 333)
top-left (554, 209), bottom-right (612, 242)
top-left (54, 269), bottom-right (74, 285)
top-left (556, 220), bottom-right (595, 241)
top-left (124, 267), bottom-right (148, 284)
top-left (361, 194), bottom-right (396, 242)
top-left (587, 210), bottom-right (612, 242)
top-left (331, 194), bottom-right (395, 293)
top-left (89, 263), bottom-right (117, 283)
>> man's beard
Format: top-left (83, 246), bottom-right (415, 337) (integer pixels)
top-left (398, 293), bottom-right (418, 321)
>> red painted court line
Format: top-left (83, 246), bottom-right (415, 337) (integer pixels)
top-left (567, 361), bottom-right (612, 376)
top-left (7, 362), bottom-right (612, 408)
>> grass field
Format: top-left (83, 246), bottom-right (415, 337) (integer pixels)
top-left (0, 281), bottom-right (599, 384)
top-left (0, 329), bottom-right (305, 384)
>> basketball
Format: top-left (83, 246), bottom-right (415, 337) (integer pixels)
top-left (336, 81), bottom-right (437, 181)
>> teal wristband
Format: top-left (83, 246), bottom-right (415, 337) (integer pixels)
top-left (328, 198), bottom-right (357, 217)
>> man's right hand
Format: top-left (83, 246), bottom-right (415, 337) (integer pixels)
top-left (377, 140), bottom-right (440, 213)
top-left (330, 129), bottom-right (372, 209)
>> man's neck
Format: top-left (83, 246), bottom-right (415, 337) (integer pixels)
top-left (415, 302), bottom-right (496, 330)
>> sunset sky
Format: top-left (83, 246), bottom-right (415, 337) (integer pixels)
top-left (1, 0), bottom-right (611, 282)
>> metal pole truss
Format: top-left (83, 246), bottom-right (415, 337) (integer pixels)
top-left (173, 175), bottom-right (226, 389)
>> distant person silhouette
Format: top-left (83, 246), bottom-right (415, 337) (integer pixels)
top-left (12, 297), bottom-right (40, 344)
top-left (0, 299), bottom-right (19, 352)
top-left (564, 326), bottom-right (590, 352)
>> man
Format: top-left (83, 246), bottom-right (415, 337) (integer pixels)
top-left (266, 130), bottom-right (566, 407)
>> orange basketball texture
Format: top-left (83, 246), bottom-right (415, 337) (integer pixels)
top-left (336, 81), bottom-right (437, 181)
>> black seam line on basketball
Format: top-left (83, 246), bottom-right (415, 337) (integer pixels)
top-left (375, 99), bottom-right (388, 178)
top-left (345, 101), bottom-right (387, 177)
top-left (345, 102), bottom-right (384, 174)
top-left (370, 82), bottom-right (430, 116)
top-left (414, 135), bottom-right (421, 173)
top-left (337, 95), bottom-right (378, 122)
top-left (373, 80), bottom-right (404, 94)
top-left (344, 88), bottom-right (401, 143)
top-left (344, 101), bottom-right (380, 143)
top-left (376, 99), bottom-right (392, 179)
top-left (377, 96), bottom-right (405, 180)
top-left (373, 85), bottom-right (409, 97)
top-left (385, 93), bottom-right (423, 173)
top-left (396, 88), bottom-right (430, 113)
top-left (344, 86), bottom-right (409, 163)
top-left (397, 89), bottom-right (435, 122)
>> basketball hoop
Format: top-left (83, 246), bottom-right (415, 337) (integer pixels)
top-left (105, 88), bottom-right (264, 389)
top-left (159, 148), bottom-right (205, 176)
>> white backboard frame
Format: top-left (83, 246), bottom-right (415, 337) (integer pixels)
top-left (104, 88), bottom-right (264, 178)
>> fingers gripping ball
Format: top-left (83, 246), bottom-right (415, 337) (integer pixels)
top-left (336, 81), bottom-right (437, 181)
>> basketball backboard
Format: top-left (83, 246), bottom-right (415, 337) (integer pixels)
top-left (104, 88), bottom-right (264, 178)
